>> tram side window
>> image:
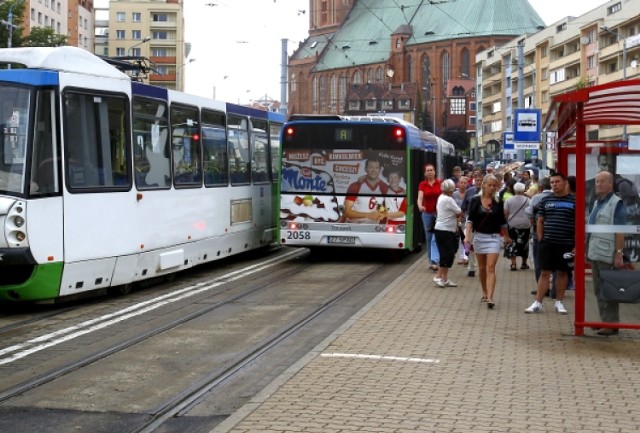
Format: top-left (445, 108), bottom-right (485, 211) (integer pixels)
top-left (251, 119), bottom-right (269, 184)
top-left (201, 109), bottom-right (228, 186)
top-left (270, 122), bottom-right (282, 182)
top-left (170, 105), bottom-right (202, 187)
top-left (63, 92), bottom-right (131, 191)
top-left (132, 96), bottom-right (170, 189)
top-left (30, 90), bottom-right (59, 195)
top-left (227, 115), bottom-right (250, 185)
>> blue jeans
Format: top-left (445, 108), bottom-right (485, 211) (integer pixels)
top-left (421, 212), bottom-right (440, 265)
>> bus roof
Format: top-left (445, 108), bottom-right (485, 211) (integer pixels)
top-left (0, 46), bottom-right (129, 81)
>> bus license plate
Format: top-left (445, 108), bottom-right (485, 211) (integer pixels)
top-left (328, 236), bottom-right (356, 244)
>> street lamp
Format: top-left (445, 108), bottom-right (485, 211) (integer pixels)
top-left (128, 36), bottom-right (151, 56)
top-left (601, 25), bottom-right (628, 140)
top-left (602, 26), bottom-right (627, 81)
top-left (176, 58), bottom-right (196, 92)
top-left (4, 0), bottom-right (25, 48)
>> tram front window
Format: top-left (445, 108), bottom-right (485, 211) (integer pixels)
top-left (0, 86), bottom-right (31, 196)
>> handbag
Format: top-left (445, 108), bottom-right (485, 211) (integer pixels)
top-left (598, 269), bottom-right (640, 303)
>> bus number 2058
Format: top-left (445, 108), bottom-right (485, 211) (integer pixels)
top-left (286, 231), bottom-right (311, 240)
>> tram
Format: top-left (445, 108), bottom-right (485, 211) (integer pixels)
top-left (0, 47), bottom-right (285, 302)
top-left (279, 114), bottom-right (458, 250)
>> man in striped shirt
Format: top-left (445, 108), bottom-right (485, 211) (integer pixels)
top-left (525, 172), bottom-right (575, 315)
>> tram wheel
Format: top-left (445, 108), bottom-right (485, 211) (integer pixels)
top-left (108, 283), bottom-right (132, 296)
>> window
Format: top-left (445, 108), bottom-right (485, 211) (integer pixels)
top-left (130, 48), bottom-right (141, 57)
top-left (398, 99), bottom-right (411, 109)
top-left (607, 2), bottom-right (621, 15)
top-left (152, 31), bottom-right (168, 40)
top-left (587, 55), bottom-right (596, 69)
top-left (549, 68), bottom-right (565, 84)
top-left (469, 102), bottom-right (477, 111)
top-left (250, 119), bottom-right (270, 183)
top-left (171, 105), bottom-right (202, 187)
top-left (116, 30), bottom-right (125, 40)
top-left (132, 12), bottom-right (141, 22)
top-left (152, 48), bottom-right (169, 57)
top-left (227, 115), bottom-right (251, 184)
top-left (132, 97), bottom-right (170, 190)
top-left (348, 100), bottom-right (361, 110)
top-left (201, 109), bottom-right (228, 186)
top-left (352, 70), bottom-right (362, 84)
top-left (383, 99), bottom-right (393, 109)
top-left (132, 30), bottom-right (142, 39)
top-left (116, 12), bottom-right (125, 22)
top-left (152, 13), bottom-right (168, 22)
top-left (365, 99), bottom-right (377, 110)
top-left (556, 22), bottom-right (567, 33)
top-left (31, 8), bottom-right (35, 20)
top-left (116, 47), bottom-right (125, 56)
top-left (450, 98), bottom-right (465, 115)
top-left (30, 90), bottom-right (58, 196)
top-left (63, 91), bottom-right (131, 190)
top-left (469, 116), bottom-right (476, 126)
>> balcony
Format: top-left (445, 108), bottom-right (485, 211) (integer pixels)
top-left (549, 49), bottom-right (580, 71)
top-left (150, 56), bottom-right (177, 65)
top-left (149, 73), bottom-right (176, 82)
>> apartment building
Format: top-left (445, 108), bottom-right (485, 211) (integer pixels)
top-left (476, 0), bottom-right (640, 164)
top-left (106, 0), bottom-right (186, 90)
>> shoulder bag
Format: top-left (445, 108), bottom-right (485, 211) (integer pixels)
top-left (598, 269), bottom-right (640, 303)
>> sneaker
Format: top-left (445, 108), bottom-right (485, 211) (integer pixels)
top-left (467, 270), bottom-right (475, 277)
top-left (444, 280), bottom-right (457, 287)
top-left (435, 279), bottom-right (446, 288)
top-left (433, 276), bottom-right (443, 283)
top-left (525, 300), bottom-right (543, 314)
top-left (555, 300), bottom-right (568, 315)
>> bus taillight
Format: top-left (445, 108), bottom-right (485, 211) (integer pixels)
top-left (285, 126), bottom-right (295, 140)
top-left (393, 127), bottom-right (405, 144)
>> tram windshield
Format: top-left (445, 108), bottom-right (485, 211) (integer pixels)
top-left (0, 85), bottom-right (31, 196)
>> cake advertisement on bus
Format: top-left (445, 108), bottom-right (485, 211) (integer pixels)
top-left (280, 148), bottom-right (407, 224)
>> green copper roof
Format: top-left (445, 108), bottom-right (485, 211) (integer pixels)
top-left (302, 0), bottom-right (545, 72)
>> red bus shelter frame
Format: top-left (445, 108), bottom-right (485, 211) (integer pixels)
top-left (543, 79), bottom-right (640, 336)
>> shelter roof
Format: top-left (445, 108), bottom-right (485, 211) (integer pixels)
top-left (312, 0), bottom-right (545, 72)
top-left (543, 79), bottom-right (640, 143)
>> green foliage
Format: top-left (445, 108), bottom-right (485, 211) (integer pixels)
top-left (443, 127), bottom-right (470, 152)
top-left (24, 27), bottom-right (67, 47)
top-left (0, 0), bottom-right (26, 48)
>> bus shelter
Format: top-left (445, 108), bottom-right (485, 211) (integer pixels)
top-left (543, 79), bottom-right (640, 336)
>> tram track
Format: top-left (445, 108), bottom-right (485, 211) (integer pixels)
top-left (0, 249), bottom-right (309, 402)
top-left (0, 247), bottom-right (411, 433)
top-left (131, 263), bottom-right (386, 433)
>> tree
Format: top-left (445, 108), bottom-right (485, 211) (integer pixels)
top-left (0, 0), bottom-right (26, 48)
top-left (24, 27), bottom-right (67, 47)
top-left (443, 127), bottom-right (470, 153)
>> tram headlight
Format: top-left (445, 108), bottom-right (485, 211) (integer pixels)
top-left (15, 231), bottom-right (26, 242)
top-left (14, 215), bottom-right (25, 227)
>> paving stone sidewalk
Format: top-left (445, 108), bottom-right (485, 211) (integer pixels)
top-left (213, 255), bottom-right (640, 433)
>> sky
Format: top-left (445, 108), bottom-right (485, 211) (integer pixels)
top-left (182, 0), bottom-right (610, 104)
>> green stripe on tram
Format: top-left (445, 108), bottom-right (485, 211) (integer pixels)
top-left (0, 263), bottom-right (63, 302)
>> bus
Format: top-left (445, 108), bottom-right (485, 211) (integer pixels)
top-left (0, 46), bottom-right (284, 302)
top-left (279, 115), bottom-right (458, 250)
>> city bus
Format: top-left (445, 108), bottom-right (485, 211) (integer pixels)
top-left (279, 115), bottom-right (458, 251)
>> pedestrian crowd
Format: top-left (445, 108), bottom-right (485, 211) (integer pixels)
top-left (419, 162), bottom-right (585, 317)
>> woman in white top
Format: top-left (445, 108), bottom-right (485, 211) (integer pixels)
top-left (433, 179), bottom-right (463, 287)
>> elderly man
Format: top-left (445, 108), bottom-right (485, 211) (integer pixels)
top-left (587, 170), bottom-right (627, 336)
